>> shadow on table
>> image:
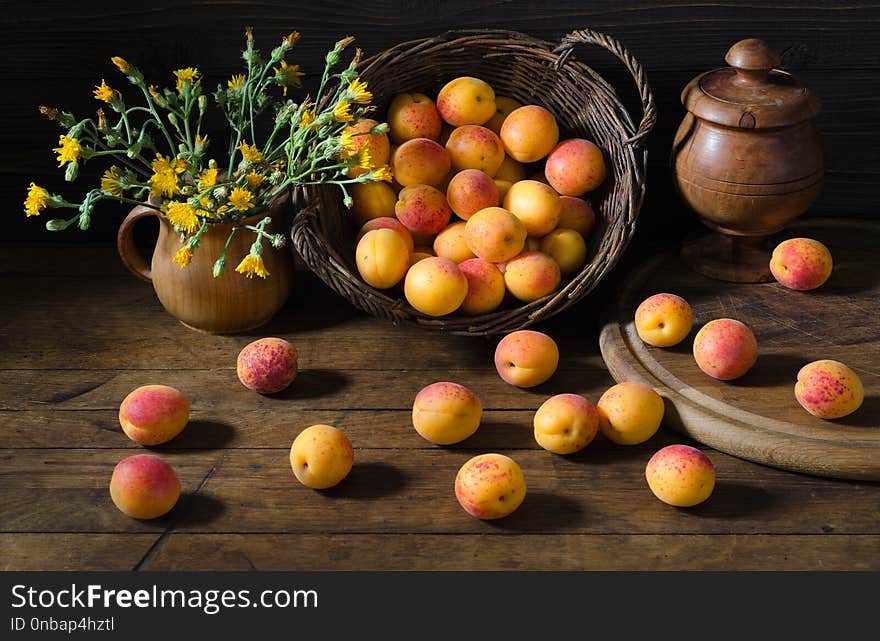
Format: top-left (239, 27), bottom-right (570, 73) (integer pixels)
top-left (164, 419), bottom-right (236, 449)
top-left (489, 492), bottom-right (585, 532)
top-left (831, 395), bottom-right (880, 429)
top-left (729, 352), bottom-right (810, 388)
top-left (171, 493), bottom-right (227, 527)
top-left (688, 482), bottom-right (775, 519)
top-left (271, 368), bottom-right (352, 400)
top-left (324, 462), bottom-right (408, 500)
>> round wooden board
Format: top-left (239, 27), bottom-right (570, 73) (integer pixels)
top-left (600, 218), bottom-right (880, 481)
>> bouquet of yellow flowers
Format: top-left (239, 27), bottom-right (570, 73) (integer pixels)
top-left (24, 28), bottom-right (389, 278)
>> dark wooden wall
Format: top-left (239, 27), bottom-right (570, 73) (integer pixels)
top-left (3, 0), bottom-right (878, 244)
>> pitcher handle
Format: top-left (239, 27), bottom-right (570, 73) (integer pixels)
top-left (117, 205), bottom-right (158, 282)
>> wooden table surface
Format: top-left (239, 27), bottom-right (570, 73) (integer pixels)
top-left (1, 245), bottom-right (878, 571)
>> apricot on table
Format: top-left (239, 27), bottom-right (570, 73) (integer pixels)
top-left (795, 359), bottom-right (864, 419)
top-left (769, 237), bottom-right (833, 291)
top-left (597, 382), bottom-right (664, 445)
top-left (533, 393), bottom-right (600, 455)
top-left (412, 381), bottom-right (483, 445)
top-left (118, 384), bottom-right (190, 445)
top-left (646, 445), bottom-right (715, 507)
top-left (237, 337), bottom-right (299, 394)
top-left (494, 329), bottom-right (559, 388)
top-left (634, 293), bottom-right (694, 348)
top-left (455, 453), bottom-right (526, 520)
top-left (693, 318), bottom-right (758, 380)
top-left (110, 454), bottom-right (180, 519)
top-left (290, 424), bottom-right (354, 489)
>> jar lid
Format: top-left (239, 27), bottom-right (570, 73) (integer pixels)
top-left (681, 39), bottom-right (821, 129)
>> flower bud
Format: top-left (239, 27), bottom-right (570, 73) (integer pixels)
top-left (65, 163), bottom-right (79, 182)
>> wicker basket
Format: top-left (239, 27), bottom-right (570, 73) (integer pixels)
top-left (292, 28), bottom-right (656, 335)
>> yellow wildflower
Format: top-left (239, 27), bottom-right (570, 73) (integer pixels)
top-left (148, 85), bottom-right (161, 100)
top-left (149, 153), bottom-right (183, 197)
top-left (111, 56), bottom-right (132, 74)
top-left (356, 146), bottom-right (373, 171)
top-left (339, 129), bottom-right (357, 153)
top-left (283, 32), bottom-right (300, 47)
top-left (173, 67), bottom-right (199, 91)
top-left (173, 246), bottom-right (193, 268)
top-left (93, 79), bottom-right (117, 103)
top-left (333, 101), bottom-right (353, 122)
top-left (228, 187), bottom-right (254, 211)
top-left (347, 77), bottom-right (372, 104)
top-left (100, 166), bottom-right (124, 196)
top-left (197, 167), bottom-right (218, 189)
top-left (194, 134), bottom-right (209, 152)
top-left (372, 166), bottom-right (393, 182)
top-left (299, 109), bottom-right (315, 129)
top-left (273, 60), bottom-right (304, 96)
top-left (245, 171), bottom-right (265, 187)
top-left (227, 74), bottom-right (246, 90)
top-left (24, 183), bottom-right (48, 217)
top-left (236, 254), bottom-right (269, 279)
top-left (165, 202), bottom-right (200, 233)
top-left (236, 141), bottom-right (265, 164)
top-left (53, 135), bottom-right (82, 167)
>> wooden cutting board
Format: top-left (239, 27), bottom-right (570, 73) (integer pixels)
top-left (600, 218), bottom-right (879, 481)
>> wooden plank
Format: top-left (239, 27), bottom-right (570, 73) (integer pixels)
top-left (0, 367), bottom-right (612, 411)
top-left (2, 449), bottom-right (877, 535)
top-left (140, 533), bottom-right (880, 571)
top-left (2, 409), bottom-right (688, 451)
top-left (0, 534), bottom-right (159, 571)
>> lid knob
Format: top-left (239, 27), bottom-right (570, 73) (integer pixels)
top-left (724, 38), bottom-right (781, 84)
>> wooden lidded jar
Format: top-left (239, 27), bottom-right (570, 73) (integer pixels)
top-left (673, 38), bottom-right (823, 282)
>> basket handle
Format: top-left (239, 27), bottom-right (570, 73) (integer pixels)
top-left (554, 29), bottom-right (657, 150)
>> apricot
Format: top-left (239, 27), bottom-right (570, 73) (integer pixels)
top-left (404, 256), bottom-right (468, 316)
top-left (500, 105), bottom-right (559, 163)
top-left (503, 251), bottom-right (561, 302)
top-left (557, 196), bottom-right (596, 238)
top-left (409, 248), bottom-right (435, 267)
top-left (494, 155), bottom-right (526, 183)
top-left (349, 181), bottom-right (397, 226)
top-left (693, 319), bottom-right (758, 380)
top-left (446, 169), bottom-right (499, 220)
top-left (634, 293), bottom-right (694, 348)
top-left (646, 445), bottom-right (715, 507)
top-left (395, 185), bottom-right (452, 235)
top-left (356, 217), bottom-right (415, 253)
top-left (433, 221), bottom-right (475, 263)
top-left (465, 207), bottom-right (527, 263)
top-left (290, 424), bottom-right (354, 489)
top-left (110, 454), bottom-right (180, 519)
top-left (503, 180), bottom-right (561, 237)
top-left (445, 125), bottom-right (505, 176)
top-left (545, 138), bottom-right (606, 195)
top-left (533, 393), bottom-right (599, 455)
top-left (540, 228), bottom-right (587, 276)
top-left (795, 360), bottom-right (864, 419)
top-left (436, 76), bottom-right (496, 126)
top-left (387, 93), bottom-right (442, 143)
top-left (412, 382), bottom-right (482, 445)
top-left (485, 96), bottom-right (522, 134)
top-left (343, 118), bottom-right (390, 177)
top-left (494, 330), bottom-right (559, 388)
top-left (597, 382), bottom-right (665, 445)
top-left (455, 453), bottom-right (526, 520)
top-left (118, 384), bottom-right (189, 445)
top-left (770, 238), bottom-right (833, 291)
top-left (391, 138), bottom-right (451, 188)
top-left (355, 228), bottom-right (411, 289)
top-left (459, 258), bottom-right (506, 315)
top-left (237, 337), bottom-right (298, 394)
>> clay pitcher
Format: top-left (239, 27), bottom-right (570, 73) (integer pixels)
top-left (117, 200), bottom-right (293, 333)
